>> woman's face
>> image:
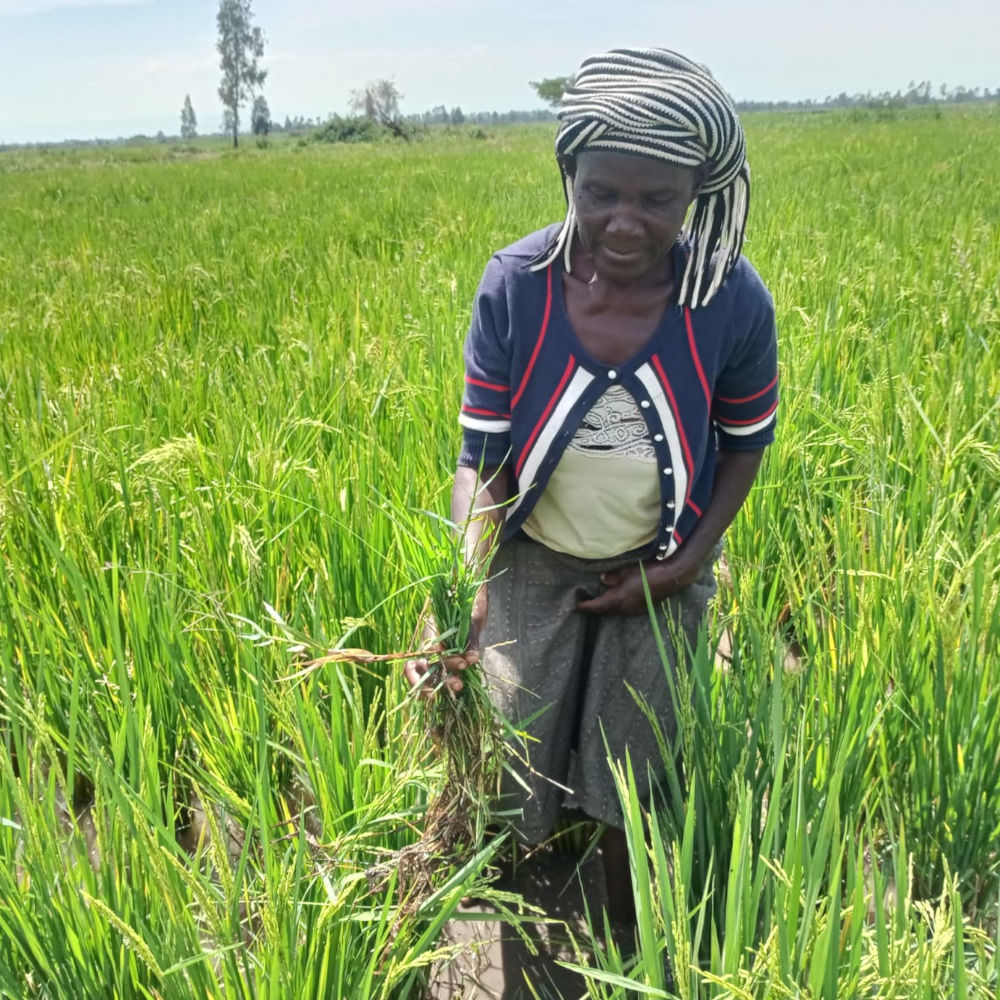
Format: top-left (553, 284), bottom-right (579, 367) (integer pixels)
top-left (570, 150), bottom-right (704, 284)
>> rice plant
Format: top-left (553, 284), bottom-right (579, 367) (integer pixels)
top-left (1, 106), bottom-right (998, 996)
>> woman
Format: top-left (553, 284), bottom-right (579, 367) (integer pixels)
top-left (405, 47), bottom-right (778, 927)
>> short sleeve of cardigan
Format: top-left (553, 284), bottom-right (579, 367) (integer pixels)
top-left (712, 266), bottom-right (779, 451)
top-left (457, 255), bottom-right (513, 468)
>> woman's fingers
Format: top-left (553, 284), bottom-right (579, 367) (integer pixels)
top-left (441, 650), bottom-right (469, 673)
top-left (403, 653), bottom-right (432, 689)
top-left (577, 568), bottom-right (645, 615)
top-left (404, 646), bottom-right (467, 696)
top-left (576, 590), bottom-right (618, 615)
top-left (404, 611), bottom-right (441, 691)
top-left (403, 621), bottom-right (446, 691)
top-left (404, 656), bottom-right (465, 696)
top-left (403, 592), bottom-right (488, 697)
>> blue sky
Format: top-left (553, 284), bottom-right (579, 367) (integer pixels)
top-left (2, 0), bottom-right (997, 143)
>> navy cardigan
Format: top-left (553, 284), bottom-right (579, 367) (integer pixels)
top-left (458, 226), bottom-right (778, 560)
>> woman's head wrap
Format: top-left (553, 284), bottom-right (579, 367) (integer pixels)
top-left (532, 47), bottom-right (749, 308)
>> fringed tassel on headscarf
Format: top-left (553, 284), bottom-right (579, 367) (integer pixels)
top-left (680, 163), bottom-right (750, 307)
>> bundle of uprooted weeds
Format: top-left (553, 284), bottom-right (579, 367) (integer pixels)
top-left (276, 499), bottom-right (515, 918)
top-left (365, 554), bottom-right (510, 913)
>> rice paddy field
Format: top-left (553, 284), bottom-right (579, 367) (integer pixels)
top-left (1, 106), bottom-right (999, 998)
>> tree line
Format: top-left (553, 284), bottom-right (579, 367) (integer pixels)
top-left (735, 81), bottom-right (1000, 113)
top-left (6, 0), bottom-right (996, 152)
top-left (528, 75), bottom-right (1000, 113)
top-left (195, 9), bottom-right (1000, 148)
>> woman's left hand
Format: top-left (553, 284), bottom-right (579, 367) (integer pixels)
top-left (574, 555), bottom-right (702, 616)
top-left (575, 450), bottom-right (764, 617)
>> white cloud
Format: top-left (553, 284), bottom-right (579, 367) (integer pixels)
top-left (0, 0), bottom-right (145, 15)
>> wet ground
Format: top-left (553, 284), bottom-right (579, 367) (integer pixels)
top-left (429, 845), bottom-right (609, 1000)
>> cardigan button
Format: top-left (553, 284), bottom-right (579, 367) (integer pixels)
top-left (662, 467), bottom-right (672, 476)
top-left (640, 400), bottom-right (651, 409)
top-left (654, 433), bottom-right (664, 442)
top-left (656, 552), bottom-right (667, 561)
top-left (665, 501), bottom-right (676, 509)
top-left (658, 543), bottom-right (668, 550)
top-left (607, 369), bottom-right (618, 379)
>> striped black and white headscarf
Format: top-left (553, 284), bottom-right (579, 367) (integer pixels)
top-left (532, 47), bottom-right (749, 308)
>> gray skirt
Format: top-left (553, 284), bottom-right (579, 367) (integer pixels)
top-left (480, 534), bottom-right (718, 844)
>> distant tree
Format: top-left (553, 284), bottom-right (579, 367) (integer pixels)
top-left (251, 95), bottom-right (271, 142)
top-left (216, 0), bottom-right (267, 148)
top-left (180, 94), bottom-right (197, 141)
top-left (349, 79), bottom-right (409, 140)
top-left (312, 114), bottom-right (381, 144)
top-left (449, 106), bottom-right (465, 125)
top-left (530, 75), bottom-right (574, 107)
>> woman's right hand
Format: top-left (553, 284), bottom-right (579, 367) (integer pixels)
top-left (403, 584), bottom-right (488, 695)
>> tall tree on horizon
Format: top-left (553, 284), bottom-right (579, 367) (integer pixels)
top-left (251, 95), bottom-right (271, 143)
top-left (349, 79), bottom-right (409, 141)
top-left (216, 0), bottom-right (266, 148)
top-left (180, 94), bottom-right (198, 141)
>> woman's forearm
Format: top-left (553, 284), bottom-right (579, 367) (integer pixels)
top-left (647, 448), bottom-right (764, 588)
top-left (451, 464), bottom-right (511, 570)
